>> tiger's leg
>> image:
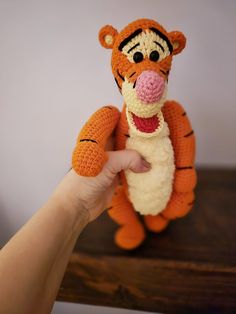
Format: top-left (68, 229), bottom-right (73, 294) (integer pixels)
top-left (143, 190), bottom-right (195, 231)
top-left (108, 186), bottom-right (145, 250)
top-left (161, 190), bottom-right (195, 219)
top-left (143, 214), bottom-right (170, 233)
top-left (143, 190), bottom-right (194, 232)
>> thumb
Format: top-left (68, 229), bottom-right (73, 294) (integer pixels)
top-left (104, 149), bottom-right (151, 176)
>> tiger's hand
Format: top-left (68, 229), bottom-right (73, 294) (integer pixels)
top-left (72, 141), bottom-right (107, 177)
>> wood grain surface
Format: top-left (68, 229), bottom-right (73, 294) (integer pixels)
top-left (57, 169), bottom-right (236, 313)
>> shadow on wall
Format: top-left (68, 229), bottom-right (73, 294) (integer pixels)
top-left (0, 201), bottom-right (13, 247)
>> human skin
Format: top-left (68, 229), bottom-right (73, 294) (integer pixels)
top-left (0, 149), bottom-right (150, 314)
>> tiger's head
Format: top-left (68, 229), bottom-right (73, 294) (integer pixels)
top-left (99, 18), bottom-right (186, 137)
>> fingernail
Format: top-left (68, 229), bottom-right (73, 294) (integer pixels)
top-left (141, 159), bottom-right (151, 170)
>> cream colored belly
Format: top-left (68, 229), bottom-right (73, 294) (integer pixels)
top-left (125, 122), bottom-right (175, 216)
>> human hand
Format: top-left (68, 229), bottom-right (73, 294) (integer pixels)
top-left (55, 150), bottom-right (150, 222)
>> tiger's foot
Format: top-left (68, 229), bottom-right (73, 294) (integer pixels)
top-left (143, 214), bottom-right (169, 233)
top-left (115, 223), bottom-right (145, 250)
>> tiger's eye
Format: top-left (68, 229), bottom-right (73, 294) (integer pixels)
top-left (150, 50), bottom-right (160, 62)
top-left (133, 51), bottom-right (143, 63)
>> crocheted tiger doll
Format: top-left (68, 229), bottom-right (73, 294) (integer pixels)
top-left (72, 18), bottom-right (196, 250)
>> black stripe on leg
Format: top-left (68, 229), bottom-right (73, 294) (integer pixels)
top-left (106, 206), bottom-right (113, 210)
top-left (160, 213), bottom-right (168, 220)
top-left (80, 139), bottom-right (98, 144)
top-left (176, 166), bottom-right (193, 170)
top-left (184, 130), bottom-right (194, 137)
top-left (188, 200), bottom-right (195, 206)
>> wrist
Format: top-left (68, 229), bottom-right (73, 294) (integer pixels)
top-left (49, 175), bottom-right (90, 231)
top-left (49, 192), bottom-right (89, 232)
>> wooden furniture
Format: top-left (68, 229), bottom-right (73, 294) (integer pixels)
top-left (57, 169), bottom-right (236, 313)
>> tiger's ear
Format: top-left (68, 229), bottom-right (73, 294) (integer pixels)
top-left (99, 25), bottom-right (118, 49)
top-left (169, 31), bottom-right (186, 55)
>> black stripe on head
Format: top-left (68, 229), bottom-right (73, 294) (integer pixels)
top-left (150, 27), bottom-right (173, 54)
top-left (127, 43), bottom-right (140, 53)
top-left (117, 69), bottom-right (124, 81)
top-left (160, 69), bottom-right (167, 75)
top-left (114, 77), bottom-right (121, 90)
top-left (154, 41), bottom-right (164, 52)
top-left (118, 29), bottom-right (142, 51)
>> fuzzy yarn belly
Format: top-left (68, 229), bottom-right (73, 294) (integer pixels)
top-left (125, 124), bottom-right (175, 216)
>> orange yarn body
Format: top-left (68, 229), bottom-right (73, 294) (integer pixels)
top-left (72, 19), bottom-right (197, 250)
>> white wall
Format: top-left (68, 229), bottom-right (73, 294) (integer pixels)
top-left (0, 0), bottom-right (235, 313)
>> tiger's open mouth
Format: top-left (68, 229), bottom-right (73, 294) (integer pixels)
top-left (132, 112), bottom-right (160, 133)
top-left (126, 108), bottom-right (164, 137)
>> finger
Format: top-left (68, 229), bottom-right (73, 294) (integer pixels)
top-left (105, 149), bottom-right (151, 176)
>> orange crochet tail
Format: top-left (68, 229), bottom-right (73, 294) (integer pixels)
top-left (72, 106), bottom-right (119, 176)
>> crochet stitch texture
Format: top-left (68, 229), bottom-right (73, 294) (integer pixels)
top-left (72, 18), bottom-right (197, 250)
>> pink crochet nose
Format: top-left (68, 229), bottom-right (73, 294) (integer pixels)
top-left (135, 70), bottom-right (165, 104)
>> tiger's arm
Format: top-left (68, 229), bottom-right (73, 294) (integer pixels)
top-left (72, 106), bottom-right (120, 176)
top-left (162, 100), bottom-right (197, 194)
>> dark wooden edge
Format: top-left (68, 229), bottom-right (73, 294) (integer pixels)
top-left (57, 252), bottom-right (236, 313)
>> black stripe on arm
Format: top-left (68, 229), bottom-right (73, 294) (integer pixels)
top-left (184, 130), bottom-right (194, 137)
top-left (79, 139), bottom-right (98, 144)
top-left (150, 27), bottom-right (173, 54)
top-left (154, 41), bottom-right (164, 52)
top-left (127, 43), bottom-right (140, 53)
top-left (118, 29), bottom-right (142, 51)
top-left (176, 166), bottom-right (193, 170)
